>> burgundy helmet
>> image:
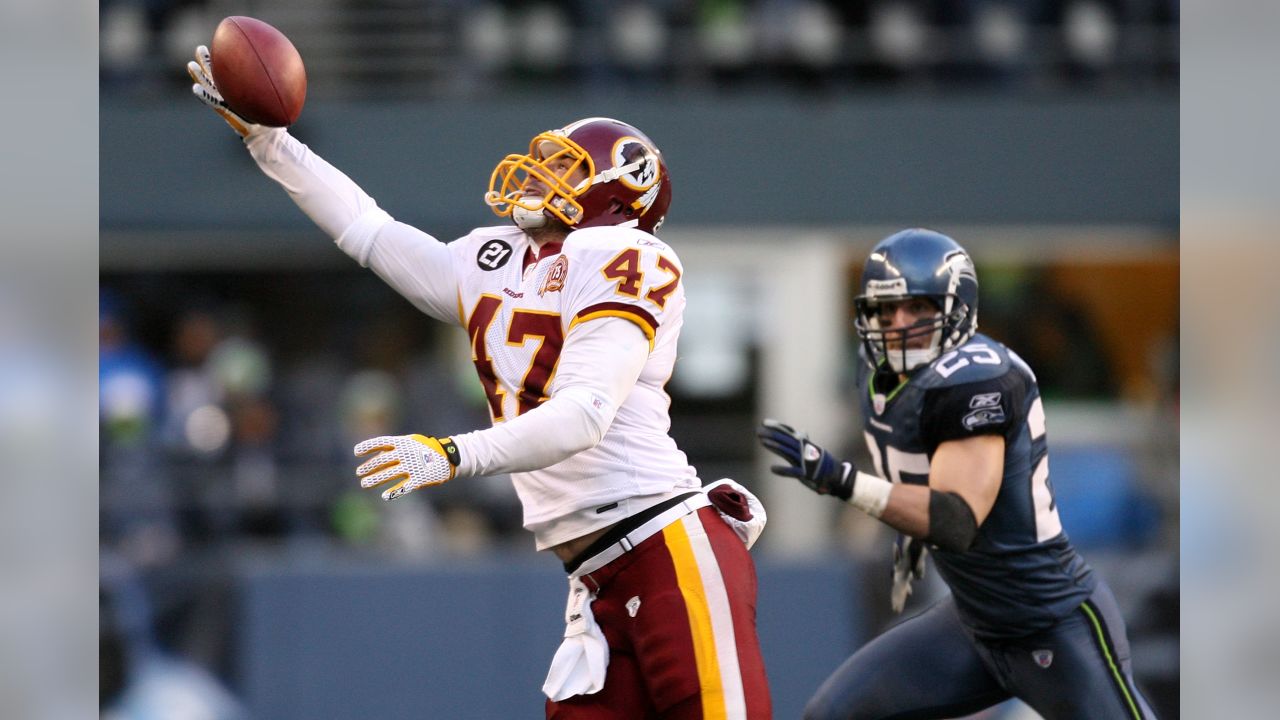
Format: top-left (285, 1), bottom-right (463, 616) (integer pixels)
top-left (485, 117), bottom-right (672, 234)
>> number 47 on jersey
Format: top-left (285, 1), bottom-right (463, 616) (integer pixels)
top-left (466, 245), bottom-right (681, 421)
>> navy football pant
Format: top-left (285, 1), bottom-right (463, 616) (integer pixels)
top-left (804, 581), bottom-right (1157, 720)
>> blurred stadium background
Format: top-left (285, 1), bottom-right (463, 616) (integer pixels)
top-left (99, 1), bottom-right (1178, 718)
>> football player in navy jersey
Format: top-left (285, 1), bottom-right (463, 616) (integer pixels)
top-left (758, 229), bottom-right (1156, 720)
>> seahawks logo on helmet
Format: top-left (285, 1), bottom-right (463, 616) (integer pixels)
top-left (613, 138), bottom-right (660, 191)
top-left (941, 250), bottom-right (977, 295)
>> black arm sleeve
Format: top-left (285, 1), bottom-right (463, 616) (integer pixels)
top-left (925, 490), bottom-right (979, 552)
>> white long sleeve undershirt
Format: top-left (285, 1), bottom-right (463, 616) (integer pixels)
top-left (244, 128), bottom-right (379, 241)
top-left (245, 127), bottom-right (459, 324)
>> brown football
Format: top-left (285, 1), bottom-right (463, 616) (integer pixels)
top-left (210, 16), bottom-right (306, 127)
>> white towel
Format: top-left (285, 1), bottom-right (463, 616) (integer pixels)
top-left (542, 575), bottom-right (609, 701)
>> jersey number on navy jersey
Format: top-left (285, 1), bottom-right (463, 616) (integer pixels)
top-left (864, 434), bottom-right (931, 487)
top-left (934, 343), bottom-right (1001, 379)
top-left (1026, 396), bottom-right (1064, 541)
top-left (866, 343), bottom-right (1006, 485)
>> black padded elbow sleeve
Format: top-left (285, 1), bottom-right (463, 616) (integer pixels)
top-left (925, 490), bottom-right (979, 553)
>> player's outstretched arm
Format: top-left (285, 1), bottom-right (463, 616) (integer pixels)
top-left (185, 44), bottom-right (460, 323)
top-left (185, 43), bottom-right (375, 240)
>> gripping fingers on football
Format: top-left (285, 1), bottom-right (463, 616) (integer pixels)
top-left (186, 45), bottom-right (254, 137)
top-left (187, 46), bottom-right (217, 91)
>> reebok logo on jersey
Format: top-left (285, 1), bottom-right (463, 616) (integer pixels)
top-left (477, 239), bottom-right (513, 271)
top-left (626, 596), bottom-right (641, 617)
top-left (969, 392), bottom-right (1002, 409)
top-left (962, 407), bottom-right (1006, 430)
top-left (1031, 649), bottom-right (1054, 668)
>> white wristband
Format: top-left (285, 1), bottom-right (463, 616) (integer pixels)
top-left (848, 471), bottom-right (893, 518)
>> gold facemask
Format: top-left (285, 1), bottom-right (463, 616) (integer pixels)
top-left (485, 131), bottom-right (595, 227)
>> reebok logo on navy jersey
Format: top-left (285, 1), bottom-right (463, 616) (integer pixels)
top-left (963, 392), bottom-right (1005, 429)
top-left (969, 392), bottom-right (1001, 409)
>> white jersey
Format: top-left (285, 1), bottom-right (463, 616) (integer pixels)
top-left (442, 225), bottom-right (700, 544)
top-left (246, 128), bottom-right (700, 548)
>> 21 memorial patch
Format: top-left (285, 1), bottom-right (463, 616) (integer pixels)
top-left (476, 239), bottom-right (513, 271)
top-left (962, 392), bottom-right (1005, 430)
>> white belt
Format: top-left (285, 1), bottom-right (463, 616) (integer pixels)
top-left (572, 493), bottom-right (712, 579)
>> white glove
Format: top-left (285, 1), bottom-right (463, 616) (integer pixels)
top-left (354, 434), bottom-right (461, 500)
top-left (186, 45), bottom-right (263, 138)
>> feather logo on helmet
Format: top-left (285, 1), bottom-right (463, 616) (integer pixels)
top-left (612, 138), bottom-right (660, 192)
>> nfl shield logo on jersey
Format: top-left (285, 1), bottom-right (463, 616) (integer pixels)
top-left (1031, 649), bottom-right (1054, 668)
top-left (872, 393), bottom-right (887, 415)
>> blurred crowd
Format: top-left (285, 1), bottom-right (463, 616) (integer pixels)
top-left (99, 282), bottom-right (526, 567)
top-left (99, 279), bottom-right (526, 713)
top-left (101, 0), bottom-right (1179, 99)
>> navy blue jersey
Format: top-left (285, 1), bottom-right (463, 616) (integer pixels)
top-left (855, 333), bottom-right (1097, 639)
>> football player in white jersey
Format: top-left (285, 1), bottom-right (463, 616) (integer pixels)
top-left (189, 47), bottom-right (771, 719)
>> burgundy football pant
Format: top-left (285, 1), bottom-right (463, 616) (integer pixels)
top-left (546, 506), bottom-right (771, 719)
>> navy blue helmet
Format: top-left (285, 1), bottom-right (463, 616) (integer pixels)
top-left (854, 229), bottom-right (979, 372)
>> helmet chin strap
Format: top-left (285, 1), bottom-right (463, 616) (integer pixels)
top-left (887, 348), bottom-right (937, 373)
top-left (513, 205), bottom-right (548, 229)
top-left (885, 327), bottom-right (944, 373)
